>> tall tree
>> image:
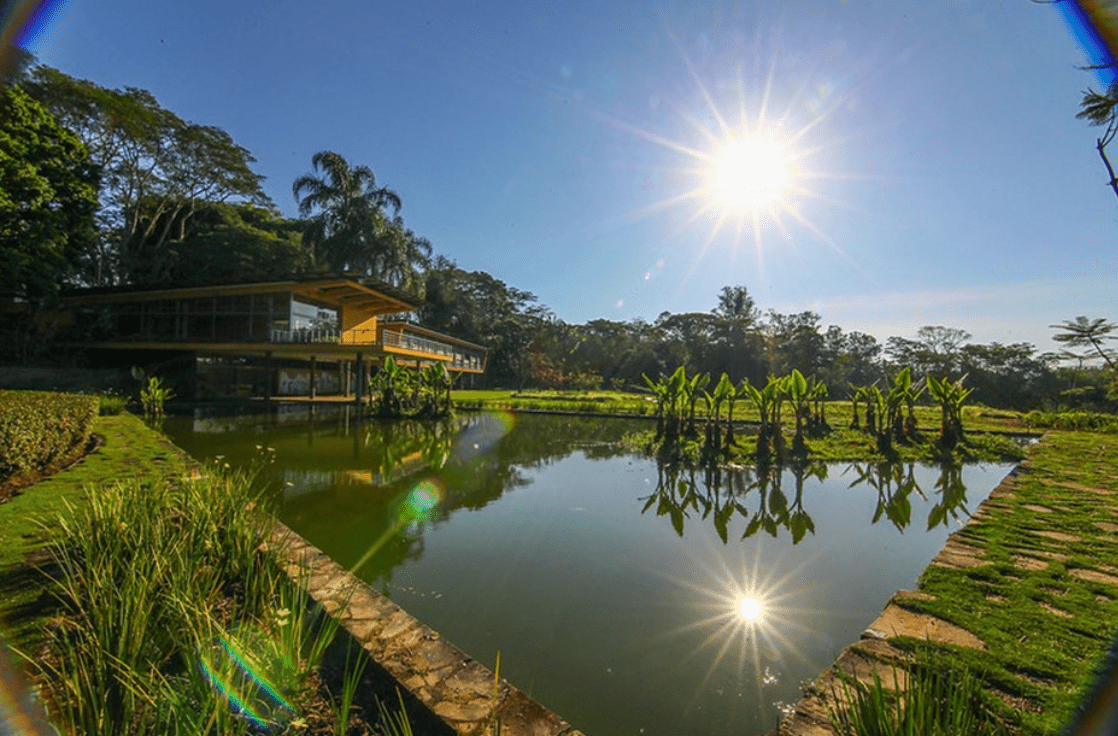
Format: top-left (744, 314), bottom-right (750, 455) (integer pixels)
top-left (713, 284), bottom-right (760, 324)
top-left (1052, 316), bottom-right (1118, 371)
top-left (0, 84), bottom-right (99, 358)
top-left (292, 150), bottom-right (403, 277)
top-left (1076, 82), bottom-right (1118, 204)
top-left (23, 65), bottom-right (269, 285)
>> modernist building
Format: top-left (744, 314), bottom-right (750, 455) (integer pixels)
top-left (55, 275), bottom-right (486, 400)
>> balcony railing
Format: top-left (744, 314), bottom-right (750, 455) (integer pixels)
top-left (270, 325), bottom-right (485, 371)
top-left (269, 327), bottom-right (340, 343)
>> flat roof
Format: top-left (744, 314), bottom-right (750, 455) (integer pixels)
top-left (59, 274), bottom-right (422, 314)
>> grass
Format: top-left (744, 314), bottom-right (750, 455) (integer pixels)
top-left (0, 409), bottom-right (414, 735)
top-left (453, 389), bottom-right (1032, 434)
top-left (0, 413), bottom-right (191, 652)
top-left (853, 430), bottom-right (1118, 735)
top-left (830, 656), bottom-right (1011, 735)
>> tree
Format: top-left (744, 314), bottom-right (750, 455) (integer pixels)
top-left (0, 84), bottom-right (99, 298)
top-left (0, 84), bottom-right (98, 358)
top-left (1051, 316), bottom-right (1118, 371)
top-left (1076, 83), bottom-right (1118, 204)
top-left (165, 202), bottom-right (311, 286)
top-left (418, 257), bottom-right (546, 386)
top-left (292, 150), bottom-right (404, 277)
top-left (713, 285), bottom-right (759, 324)
top-left (765, 310), bottom-right (825, 376)
top-left (886, 325), bottom-right (970, 376)
top-left (23, 65), bottom-right (269, 285)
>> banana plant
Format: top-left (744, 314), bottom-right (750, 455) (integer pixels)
top-left (642, 372), bottom-right (669, 440)
top-left (786, 369), bottom-right (812, 454)
top-left (848, 383), bottom-right (868, 430)
top-left (927, 374), bottom-right (973, 450)
top-left (808, 376), bottom-right (829, 436)
top-left (682, 371), bottom-right (710, 438)
top-left (742, 375), bottom-right (787, 461)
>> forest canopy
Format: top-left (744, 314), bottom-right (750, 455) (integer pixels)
top-left (0, 63), bottom-right (1113, 410)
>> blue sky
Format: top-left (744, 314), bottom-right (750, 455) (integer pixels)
top-left (21, 0), bottom-right (1118, 353)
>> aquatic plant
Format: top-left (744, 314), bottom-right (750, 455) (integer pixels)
top-left (927, 374), bottom-right (972, 450)
top-left (139, 375), bottom-right (174, 418)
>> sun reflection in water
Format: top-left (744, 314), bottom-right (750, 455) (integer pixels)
top-left (649, 536), bottom-right (832, 715)
top-left (737, 595), bottom-right (763, 621)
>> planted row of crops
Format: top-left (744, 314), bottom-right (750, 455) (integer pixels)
top-left (642, 365), bottom-right (975, 464)
top-left (0, 391), bottom-right (98, 479)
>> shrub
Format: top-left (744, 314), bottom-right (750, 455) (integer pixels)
top-left (98, 393), bottom-right (128, 416)
top-left (0, 391), bottom-right (98, 479)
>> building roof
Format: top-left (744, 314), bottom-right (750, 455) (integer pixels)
top-left (59, 274), bottom-right (423, 314)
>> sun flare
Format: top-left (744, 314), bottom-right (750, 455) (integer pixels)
top-left (737, 595), bottom-right (764, 621)
top-left (713, 137), bottom-right (790, 210)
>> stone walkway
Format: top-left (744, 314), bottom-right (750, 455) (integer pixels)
top-left (771, 432), bottom-right (1118, 735)
top-left (265, 522), bottom-right (585, 736)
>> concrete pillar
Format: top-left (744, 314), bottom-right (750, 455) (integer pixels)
top-left (309, 355), bottom-right (317, 399)
top-left (263, 351), bottom-right (273, 401)
top-left (354, 352), bottom-right (364, 408)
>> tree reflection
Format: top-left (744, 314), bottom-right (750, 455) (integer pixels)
top-left (641, 461), bottom-right (826, 545)
top-left (643, 459), bottom-right (978, 542)
top-left (845, 461), bottom-right (974, 532)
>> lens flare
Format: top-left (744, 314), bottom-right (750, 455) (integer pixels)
top-left (349, 477), bottom-right (448, 576)
top-left (453, 411), bottom-right (516, 462)
top-left (737, 596), bottom-right (763, 621)
top-left (197, 630), bottom-right (295, 730)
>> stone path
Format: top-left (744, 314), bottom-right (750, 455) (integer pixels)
top-left (265, 522), bottom-right (585, 736)
top-left (770, 434), bottom-right (1118, 735)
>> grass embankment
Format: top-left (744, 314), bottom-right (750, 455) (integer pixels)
top-left (853, 430), bottom-right (1118, 735)
top-left (0, 412), bottom-right (190, 651)
top-left (454, 389), bottom-right (1028, 463)
top-left (0, 406), bottom-right (389, 735)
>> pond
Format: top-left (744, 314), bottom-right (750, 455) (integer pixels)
top-left (163, 406), bottom-right (1015, 736)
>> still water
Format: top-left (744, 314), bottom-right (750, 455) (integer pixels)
top-left (163, 405), bottom-right (1014, 736)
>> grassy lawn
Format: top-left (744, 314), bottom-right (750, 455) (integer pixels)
top-left (0, 412), bottom-right (193, 651)
top-left (865, 430), bottom-right (1118, 735)
top-left (452, 389), bottom-right (1029, 432)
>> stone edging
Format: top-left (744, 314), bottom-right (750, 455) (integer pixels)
top-left (263, 518), bottom-right (587, 736)
top-left (767, 462), bottom-right (1028, 736)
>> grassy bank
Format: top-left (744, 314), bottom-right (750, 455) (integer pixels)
top-left (838, 430), bottom-right (1118, 735)
top-left (453, 390), bottom-right (1028, 463)
top-left (452, 389), bottom-right (1028, 434)
top-left (0, 412), bottom-right (192, 651)
top-left (0, 409), bottom-right (389, 735)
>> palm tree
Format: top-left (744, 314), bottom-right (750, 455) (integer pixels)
top-left (292, 151), bottom-right (402, 274)
top-left (1051, 316), bottom-right (1118, 371)
top-left (1076, 84), bottom-right (1118, 204)
top-left (374, 216), bottom-right (433, 293)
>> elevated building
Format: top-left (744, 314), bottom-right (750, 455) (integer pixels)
top-left (55, 276), bottom-right (486, 400)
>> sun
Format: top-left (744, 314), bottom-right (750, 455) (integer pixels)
top-left (588, 37), bottom-right (853, 276)
top-left (712, 136), bottom-right (791, 210)
top-left (737, 595), bottom-right (764, 621)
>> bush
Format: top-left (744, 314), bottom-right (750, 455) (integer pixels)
top-left (98, 393), bottom-right (128, 416)
top-left (0, 391), bottom-right (98, 479)
top-left (1022, 410), bottom-right (1118, 432)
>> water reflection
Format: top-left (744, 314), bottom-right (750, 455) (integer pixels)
top-left (161, 411), bottom-right (1014, 736)
top-left (643, 460), bottom-right (980, 543)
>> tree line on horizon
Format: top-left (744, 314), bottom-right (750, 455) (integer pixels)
top-left (1, 59), bottom-right (1114, 411)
